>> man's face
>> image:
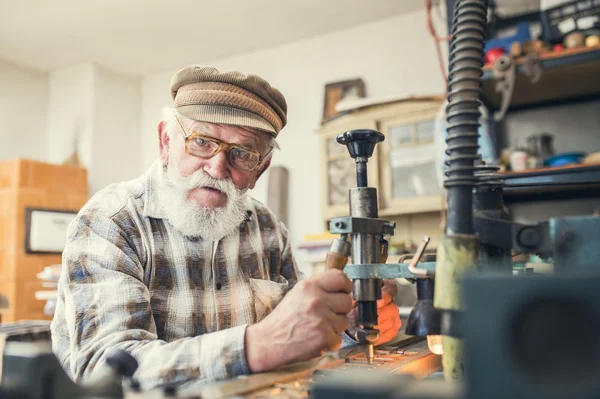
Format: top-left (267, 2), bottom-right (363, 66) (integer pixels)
top-left (156, 113), bottom-right (272, 240)
top-left (162, 114), bottom-right (270, 209)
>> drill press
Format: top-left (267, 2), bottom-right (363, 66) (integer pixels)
top-left (326, 129), bottom-right (395, 364)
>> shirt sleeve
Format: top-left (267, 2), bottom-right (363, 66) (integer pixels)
top-left (52, 210), bottom-right (250, 389)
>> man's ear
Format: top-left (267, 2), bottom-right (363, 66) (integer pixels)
top-left (248, 157), bottom-right (272, 189)
top-left (158, 121), bottom-right (170, 165)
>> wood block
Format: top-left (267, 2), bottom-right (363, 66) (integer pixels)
top-left (14, 311), bottom-right (51, 322)
top-left (13, 253), bottom-right (61, 280)
top-left (0, 217), bottom-right (17, 252)
top-left (0, 159), bottom-right (87, 322)
top-left (0, 159), bottom-right (24, 188)
top-left (14, 188), bottom-right (45, 220)
top-left (27, 161), bottom-right (87, 195)
top-left (44, 192), bottom-right (69, 210)
top-left (0, 189), bottom-right (17, 218)
top-left (67, 193), bottom-right (89, 211)
top-left (0, 159), bottom-right (87, 194)
top-left (0, 250), bottom-right (15, 279)
top-left (17, 278), bottom-right (46, 314)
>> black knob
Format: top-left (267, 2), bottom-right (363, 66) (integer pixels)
top-left (105, 349), bottom-right (139, 379)
top-left (336, 129), bottom-right (385, 159)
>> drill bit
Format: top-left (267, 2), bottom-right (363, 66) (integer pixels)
top-left (358, 329), bottom-right (379, 365)
top-left (366, 343), bottom-right (374, 365)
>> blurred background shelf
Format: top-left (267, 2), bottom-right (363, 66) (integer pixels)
top-left (502, 163), bottom-right (600, 202)
top-left (481, 45), bottom-right (600, 111)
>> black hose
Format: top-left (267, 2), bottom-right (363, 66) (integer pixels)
top-left (444, 0), bottom-right (488, 235)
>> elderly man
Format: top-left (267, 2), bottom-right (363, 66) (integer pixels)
top-left (51, 65), bottom-right (401, 388)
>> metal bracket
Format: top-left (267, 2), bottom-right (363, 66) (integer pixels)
top-left (329, 217), bottom-right (396, 235)
top-left (344, 262), bottom-right (437, 280)
top-left (473, 213), bottom-right (552, 256)
top-left (493, 54), bottom-right (516, 122)
top-left (493, 53), bottom-right (543, 122)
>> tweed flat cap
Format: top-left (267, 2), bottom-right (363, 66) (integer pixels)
top-left (170, 65), bottom-right (287, 136)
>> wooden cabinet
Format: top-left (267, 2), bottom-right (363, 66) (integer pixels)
top-left (0, 159), bottom-right (88, 322)
top-left (319, 96), bottom-right (446, 248)
top-left (379, 112), bottom-right (444, 215)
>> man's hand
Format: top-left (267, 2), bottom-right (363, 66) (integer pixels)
top-left (347, 279), bottom-right (401, 345)
top-left (245, 269), bottom-right (353, 373)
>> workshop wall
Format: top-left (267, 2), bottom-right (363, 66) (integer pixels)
top-left (46, 63), bottom-right (140, 194)
top-left (91, 67), bottom-right (141, 193)
top-left (0, 59), bottom-right (48, 161)
top-left (139, 10), bottom-right (448, 258)
top-left (47, 64), bottom-right (94, 171)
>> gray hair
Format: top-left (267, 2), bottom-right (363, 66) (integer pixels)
top-left (161, 107), bottom-right (279, 159)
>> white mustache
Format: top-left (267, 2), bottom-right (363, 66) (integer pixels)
top-left (174, 167), bottom-right (242, 197)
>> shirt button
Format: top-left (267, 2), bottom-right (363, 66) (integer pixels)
top-left (216, 282), bottom-right (222, 290)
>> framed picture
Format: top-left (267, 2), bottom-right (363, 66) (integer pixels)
top-left (322, 78), bottom-right (366, 123)
top-left (24, 208), bottom-right (78, 254)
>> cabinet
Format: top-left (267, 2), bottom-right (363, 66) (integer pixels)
top-left (320, 96), bottom-right (445, 220)
top-left (0, 159), bottom-right (88, 322)
top-left (318, 96), bottom-right (446, 250)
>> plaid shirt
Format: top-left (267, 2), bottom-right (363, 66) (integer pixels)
top-left (51, 161), bottom-right (335, 388)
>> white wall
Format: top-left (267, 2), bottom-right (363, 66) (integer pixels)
top-left (0, 59), bottom-right (48, 161)
top-left (139, 10), bottom-right (448, 254)
top-left (46, 63), bottom-right (141, 194)
top-left (92, 67), bottom-right (141, 193)
top-left (47, 64), bottom-right (94, 168)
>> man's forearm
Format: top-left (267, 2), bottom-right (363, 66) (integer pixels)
top-left (68, 324), bottom-right (250, 389)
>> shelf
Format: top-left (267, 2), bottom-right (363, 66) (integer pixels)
top-left (481, 45), bottom-right (600, 111)
top-left (502, 163), bottom-right (600, 202)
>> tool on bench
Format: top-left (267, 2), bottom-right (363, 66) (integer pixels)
top-left (325, 129), bottom-right (396, 365)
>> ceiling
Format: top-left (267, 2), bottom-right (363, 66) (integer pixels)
top-left (0, 0), bottom-right (423, 77)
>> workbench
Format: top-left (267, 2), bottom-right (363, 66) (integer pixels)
top-left (170, 335), bottom-right (441, 399)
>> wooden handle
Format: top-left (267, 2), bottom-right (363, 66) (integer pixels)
top-left (326, 252), bottom-right (349, 271)
top-left (380, 254), bottom-right (388, 264)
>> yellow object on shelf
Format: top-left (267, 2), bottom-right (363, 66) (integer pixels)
top-left (302, 232), bottom-right (338, 241)
top-left (586, 35), bottom-right (600, 48)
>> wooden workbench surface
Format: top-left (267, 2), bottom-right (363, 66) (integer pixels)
top-left (174, 335), bottom-right (441, 399)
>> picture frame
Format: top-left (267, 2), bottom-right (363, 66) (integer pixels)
top-left (24, 208), bottom-right (78, 254)
top-left (322, 78), bottom-right (366, 124)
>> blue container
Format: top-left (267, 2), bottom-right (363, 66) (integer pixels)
top-left (543, 152), bottom-right (586, 167)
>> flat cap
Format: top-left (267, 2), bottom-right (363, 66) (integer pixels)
top-left (170, 65), bottom-right (287, 136)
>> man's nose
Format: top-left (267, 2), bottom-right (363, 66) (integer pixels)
top-left (203, 150), bottom-right (230, 180)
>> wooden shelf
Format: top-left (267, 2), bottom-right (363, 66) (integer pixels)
top-left (502, 163), bottom-right (600, 201)
top-left (481, 45), bottom-right (600, 110)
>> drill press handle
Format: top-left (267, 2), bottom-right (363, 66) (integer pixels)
top-left (337, 129), bottom-right (385, 188)
top-left (336, 129), bottom-right (385, 160)
top-left (325, 236), bottom-right (351, 271)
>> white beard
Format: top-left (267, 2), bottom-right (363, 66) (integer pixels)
top-left (157, 159), bottom-right (249, 241)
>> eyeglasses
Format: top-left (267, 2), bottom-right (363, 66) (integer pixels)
top-left (173, 114), bottom-right (271, 172)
